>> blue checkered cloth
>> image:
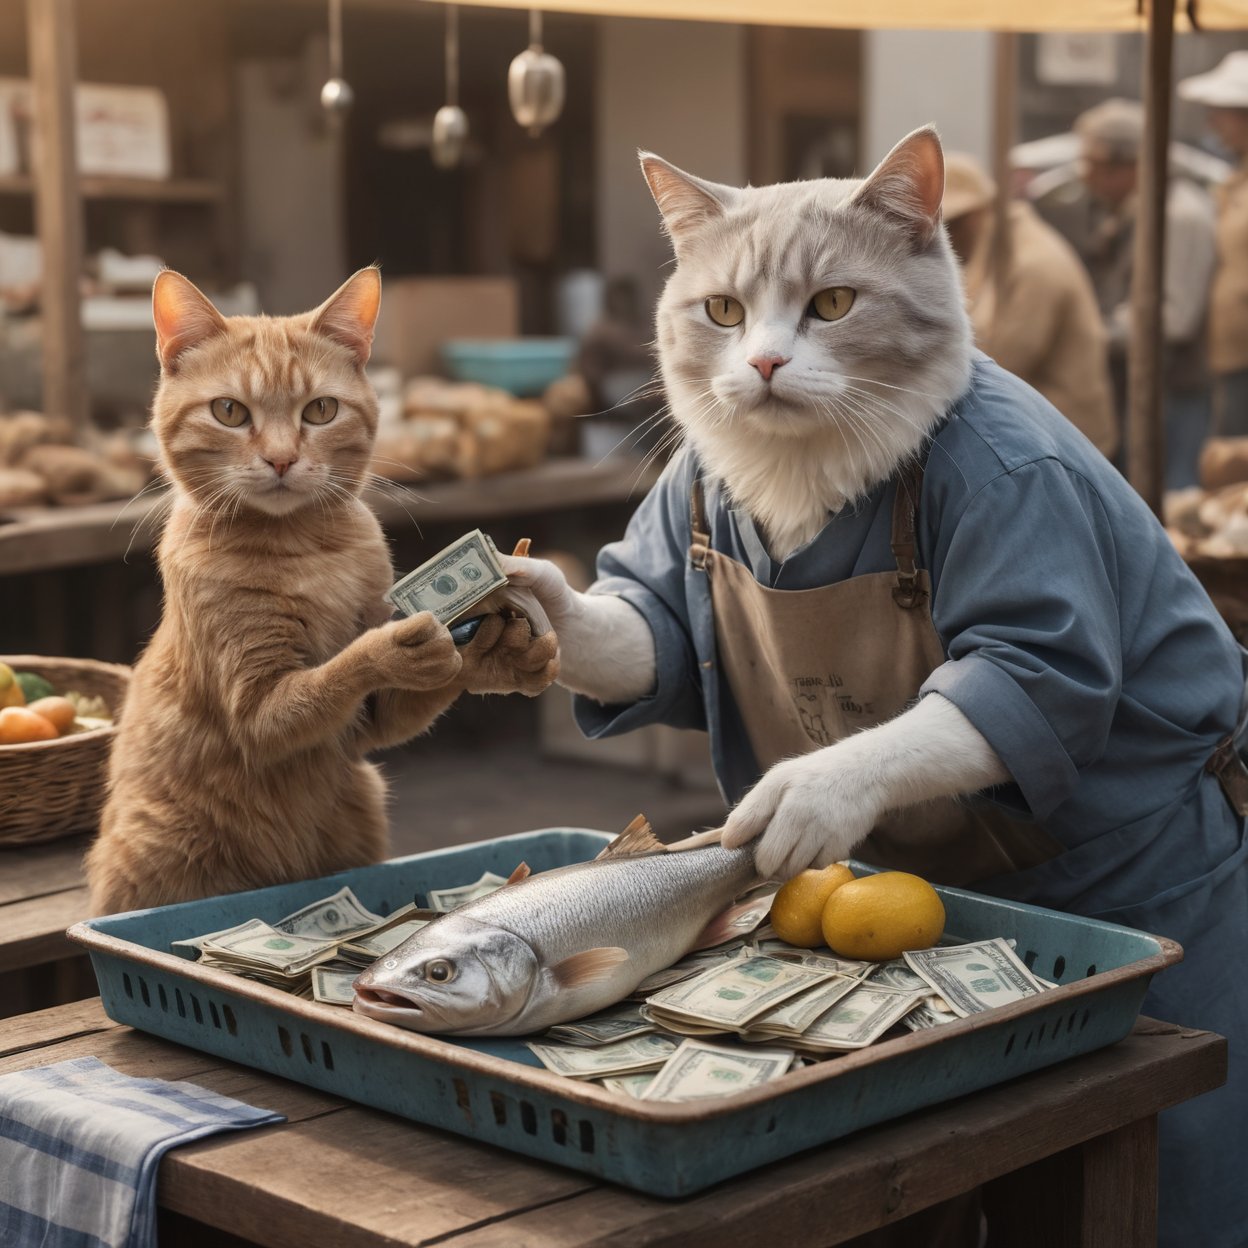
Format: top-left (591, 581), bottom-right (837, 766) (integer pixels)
top-left (0, 1055), bottom-right (285, 1247)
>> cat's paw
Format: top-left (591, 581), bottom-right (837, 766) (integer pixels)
top-left (721, 750), bottom-right (883, 881)
top-left (458, 614), bottom-right (560, 696)
top-left (376, 612), bottom-right (463, 690)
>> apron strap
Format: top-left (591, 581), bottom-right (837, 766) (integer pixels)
top-left (890, 458), bottom-right (928, 609)
top-left (690, 476), bottom-right (711, 571)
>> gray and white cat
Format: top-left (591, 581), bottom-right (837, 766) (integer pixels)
top-left (506, 127), bottom-right (1008, 878)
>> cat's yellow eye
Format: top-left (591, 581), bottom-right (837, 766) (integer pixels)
top-left (809, 287), bottom-right (856, 322)
top-left (302, 397), bottom-right (339, 425)
top-left (705, 296), bottom-right (745, 328)
top-left (210, 398), bottom-right (250, 428)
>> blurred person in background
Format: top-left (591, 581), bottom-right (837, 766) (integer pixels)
top-left (1179, 53), bottom-right (1248, 437)
top-left (943, 152), bottom-right (1117, 459)
top-left (1075, 98), bottom-right (1217, 489)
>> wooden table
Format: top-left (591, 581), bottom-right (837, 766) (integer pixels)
top-left (0, 1001), bottom-right (1225, 1247)
top-left (0, 457), bottom-right (658, 575)
top-left (0, 835), bottom-right (94, 1017)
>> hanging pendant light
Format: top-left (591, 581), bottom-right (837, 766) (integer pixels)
top-left (320, 0), bottom-right (354, 114)
top-left (508, 10), bottom-right (565, 138)
top-left (432, 5), bottom-right (469, 169)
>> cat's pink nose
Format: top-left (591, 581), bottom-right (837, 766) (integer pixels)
top-left (266, 458), bottom-right (297, 478)
top-left (748, 355), bottom-right (790, 382)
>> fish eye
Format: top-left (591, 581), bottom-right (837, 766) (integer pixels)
top-left (211, 397), bottom-right (251, 428)
top-left (302, 396), bottom-right (339, 425)
top-left (425, 959), bottom-right (456, 984)
top-left (808, 287), bottom-right (856, 322)
top-left (705, 296), bottom-right (744, 328)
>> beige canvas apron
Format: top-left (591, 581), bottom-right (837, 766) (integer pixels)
top-left (690, 464), bottom-right (1064, 887)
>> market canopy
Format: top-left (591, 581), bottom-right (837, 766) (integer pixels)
top-left (438, 0), bottom-right (1248, 32)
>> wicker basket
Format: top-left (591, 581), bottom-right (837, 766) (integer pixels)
top-left (0, 655), bottom-right (131, 848)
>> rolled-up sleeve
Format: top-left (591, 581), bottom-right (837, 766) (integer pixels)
top-left (921, 460), bottom-right (1123, 819)
top-left (573, 451), bottom-right (706, 739)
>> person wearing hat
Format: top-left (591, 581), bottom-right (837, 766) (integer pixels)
top-left (1180, 52), bottom-right (1248, 436)
top-left (1074, 97), bottom-right (1218, 488)
top-left (943, 152), bottom-right (1117, 458)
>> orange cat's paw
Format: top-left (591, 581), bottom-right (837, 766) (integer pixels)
top-left (458, 616), bottom-right (560, 697)
top-left (377, 613), bottom-right (463, 690)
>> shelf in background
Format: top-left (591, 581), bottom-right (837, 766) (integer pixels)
top-left (0, 457), bottom-right (660, 576)
top-left (0, 174), bottom-right (225, 204)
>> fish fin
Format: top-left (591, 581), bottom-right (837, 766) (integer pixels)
top-left (505, 861), bottom-right (532, 886)
top-left (689, 896), bottom-right (774, 952)
top-left (595, 814), bottom-right (665, 860)
top-left (550, 946), bottom-right (631, 988)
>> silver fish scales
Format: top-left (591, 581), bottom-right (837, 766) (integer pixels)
top-left (353, 820), bottom-right (759, 1036)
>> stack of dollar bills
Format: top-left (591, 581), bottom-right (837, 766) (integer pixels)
top-left (528, 935), bottom-right (1054, 1102)
top-left (385, 529), bottom-right (549, 632)
top-left (172, 872), bottom-right (511, 1005)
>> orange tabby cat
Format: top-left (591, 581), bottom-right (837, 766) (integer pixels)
top-left (86, 268), bottom-right (558, 915)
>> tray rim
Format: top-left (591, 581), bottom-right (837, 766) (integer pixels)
top-left (67, 831), bottom-right (1185, 1126)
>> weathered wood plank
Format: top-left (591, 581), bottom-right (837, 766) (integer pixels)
top-left (0, 995), bottom-right (113, 1057)
top-left (25, 0), bottom-right (87, 430)
top-left (1079, 1117), bottom-right (1157, 1247)
top-left (0, 458), bottom-right (658, 575)
top-left (160, 1105), bottom-right (597, 1248)
top-left (0, 835), bottom-right (89, 905)
top-left (0, 886), bottom-right (91, 973)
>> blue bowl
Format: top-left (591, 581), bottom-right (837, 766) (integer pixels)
top-left (441, 337), bottom-right (576, 397)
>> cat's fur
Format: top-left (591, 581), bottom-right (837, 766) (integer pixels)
top-left (87, 270), bottom-right (557, 914)
top-left (504, 128), bottom-right (1008, 879)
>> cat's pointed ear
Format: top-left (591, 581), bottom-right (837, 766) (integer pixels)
top-left (852, 126), bottom-right (945, 249)
top-left (640, 152), bottom-right (737, 251)
top-left (152, 270), bottom-right (227, 372)
top-left (310, 267), bottom-right (382, 366)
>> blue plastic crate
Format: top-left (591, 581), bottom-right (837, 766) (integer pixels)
top-left (68, 829), bottom-right (1180, 1197)
top-left (441, 338), bottom-right (576, 396)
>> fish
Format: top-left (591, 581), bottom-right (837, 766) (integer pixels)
top-left (352, 817), bottom-right (761, 1036)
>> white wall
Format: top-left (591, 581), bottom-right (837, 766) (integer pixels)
top-left (863, 31), bottom-right (994, 168)
top-left (596, 18), bottom-right (748, 320)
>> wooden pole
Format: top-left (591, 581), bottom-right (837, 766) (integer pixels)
top-left (26, 0), bottom-right (87, 432)
top-left (991, 31), bottom-right (1017, 320)
top-left (1125, 0), bottom-right (1175, 517)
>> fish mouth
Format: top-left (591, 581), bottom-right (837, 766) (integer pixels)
top-left (352, 985), bottom-right (430, 1029)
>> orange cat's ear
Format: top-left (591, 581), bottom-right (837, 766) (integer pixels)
top-left (152, 270), bottom-right (227, 372)
top-left (310, 267), bottom-right (381, 366)
top-left (639, 152), bottom-right (737, 254)
top-left (852, 125), bottom-right (945, 249)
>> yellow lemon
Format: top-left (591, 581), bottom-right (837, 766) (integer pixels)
top-left (769, 863), bottom-right (856, 948)
top-left (0, 664), bottom-right (24, 709)
top-left (820, 871), bottom-right (945, 961)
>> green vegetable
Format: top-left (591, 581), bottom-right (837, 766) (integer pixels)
top-left (14, 672), bottom-right (54, 702)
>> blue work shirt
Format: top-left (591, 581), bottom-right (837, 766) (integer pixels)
top-left (575, 355), bottom-right (1248, 918)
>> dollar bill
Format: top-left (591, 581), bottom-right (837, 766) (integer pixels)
top-left (901, 998), bottom-right (959, 1031)
top-left (645, 955), bottom-right (835, 1032)
top-left (599, 1072), bottom-right (658, 1099)
top-left (795, 983), bottom-right (923, 1051)
top-left (336, 920), bottom-right (432, 967)
top-left (867, 960), bottom-right (932, 993)
top-left (546, 1002), bottom-right (654, 1047)
top-left (640, 1039), bottom-right (794, 1102)
top-left (428, 871), bottom-right (510, 913)
top-left (274, 886), bottom-right (383, 940)
top-left (311, 966), bottom-right (358, 1006)
top-left (629, 943), bottom-right (747, 998)
top-left (903, 939), bottom-right (1048, 1018)
top-left (527, 1033), bottom-right (678, 1079)
top-left (386, 529), bottom-right (507, 624)
top-left (741, 975), bottom-right (864, 1040)
top-left (200, 919), bottom-right (340, 976)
